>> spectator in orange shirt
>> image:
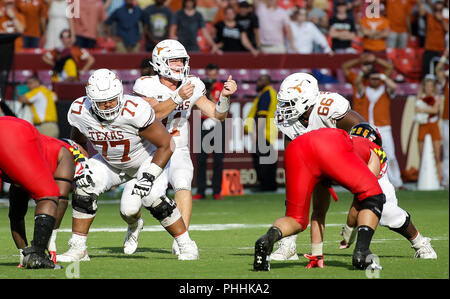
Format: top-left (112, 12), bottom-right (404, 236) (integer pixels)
top-left (212, 0), bottom-right (239, 25)
top-left (354, 68), bottom-right (405, 189)
top-left (359, 6), bottom-right (390, 54)
top-left (418, 0), bottom-right (449, 77)
top-left (42, 29), bottom-right (95, 82)
top-left (385, 0), bottom-right (412, 49)
top-left (0, 0), bottom-right (25, 52)
top-left (342, 52), bottom-right (394, 104)
top-left (15, 0), bottom-right (47, 48)
top-left (70, 0), bottom-right (107, 49)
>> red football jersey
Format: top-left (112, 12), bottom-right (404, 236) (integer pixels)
top-left (351, 136), bottom-right (388, 179)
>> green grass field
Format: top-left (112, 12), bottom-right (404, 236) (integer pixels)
top-left (0, 190), bottom-right (448, 279)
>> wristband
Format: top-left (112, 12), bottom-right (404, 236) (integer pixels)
top-left (379, 74), bottom-right (387, 81)
top-left (215, 91), bottom-right (230, 114)
top-left (440, 56), bottom-right (448, 64)
top-left (171, 91), bottom-right (183, 105)
top-left (147, 162), bottom-right (163, 180)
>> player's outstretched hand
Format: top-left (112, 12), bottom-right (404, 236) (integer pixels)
top-left (222, 75), bottom-right (237, 97)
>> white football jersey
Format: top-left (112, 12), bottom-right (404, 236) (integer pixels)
top-left (67, 94), bottom-right (156, 171)
top-left (133, 75), bottom-right (206, 148)
top-left (275, 91), bottom-right (350, 140)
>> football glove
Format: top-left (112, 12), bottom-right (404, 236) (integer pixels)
top-left (74, 161), bottom-right (94, 189)
top-left (132, 172), bottom-right (155, 197)
top-left (304, 254), bottom-right (325, 269)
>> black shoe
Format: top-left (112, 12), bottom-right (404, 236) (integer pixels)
top-left (22, 247), bottom-right (62, 269)
top-left (253, 235), bottom-right (271, 271)
top-left (352, 249), bottom-right (375, 270)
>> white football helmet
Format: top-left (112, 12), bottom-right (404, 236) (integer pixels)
top-left (150, 39), bottom-right (190, 81)
top-left (85, 68), bottom-right (123, 121)
top-left (277, 73), bottom-right (319, 122)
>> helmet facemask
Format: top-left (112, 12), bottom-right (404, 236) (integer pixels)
top-left (164, 57), bottom-right (190, 81)
top-left (277, 97), bottom-right (301, 122)
top-left (90, 93), bottom-right (123, 121)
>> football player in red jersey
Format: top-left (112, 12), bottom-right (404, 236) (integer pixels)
top-left (253, 127), bottom-right (386, 271)
top-left (339, 124), bottom-right (437, 257)
top-left (303, 123), bottom-right (437, 269)
top-left (0, 116), bottom-right (63, 269)
top-left (8, 135), bottom-right (89, 267)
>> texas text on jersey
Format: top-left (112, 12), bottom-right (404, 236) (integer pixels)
top-left (133, 75), bottom-right (206, 148)
top-left (67, 94), bottom-right (156, 170)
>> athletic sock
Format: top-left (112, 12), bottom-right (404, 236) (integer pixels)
top-left (72, 232), bottom-right (88, 245)
top-left (410, 232), bottom-right (424, 248)
top-left (311, 242), bottom-right (323, 256)
top-left (175, 230), bottom-right (191, 244)
top-left (342, 224), bottom-right (355, 243)
top-left (354, 225), bottom-right (374, 252)
top-left (32, 214), bottom-right (56, 252)
top-left (267, 226), bottom-right (282, 245)
top-left (47, 229), bottom-right (58, 252)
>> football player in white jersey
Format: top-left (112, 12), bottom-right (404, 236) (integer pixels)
top-left (270, 72), bottom-right (367, 263)
top-left (133, 39), bottom-right (237, 255)
top-left (57, 68), bottom-right (199, 262)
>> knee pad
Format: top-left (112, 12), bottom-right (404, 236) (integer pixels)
top-left (388, 212), bottom-right (411, 234)
top-left (145, 195), bottom-right (180, 226)
top-left (359, 193), bottom-right (386, 219)
top-left (72, 189), bottom-right (98, 218)
top-left (172, 178), bottom-right (192, 192)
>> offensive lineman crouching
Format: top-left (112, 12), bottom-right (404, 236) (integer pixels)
top-left (56, 68), bottom-right (198, 262)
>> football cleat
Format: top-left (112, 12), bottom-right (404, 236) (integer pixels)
top-left (352, 249), bottom-right (381, 270)
top-left (412, 237), bottom-right (437, 259)
top-left (339, 225), bottom-right (357, 249)
top-left (253, 235), bottom-right (271, 271)
top-left (213, 194), bottom-right (224, 200)
top-left (270, 236), bottom-right (299, 261)
top-left (192, 194), bottom-right (205, 200)
top-left (172, 239), bottom-right (180, 255)
top-left (56, 238), bottom-right (90, 262)
top-left (178, 240), bottom-right (199, 260)
top-left (304, 254), bottom-right (325, 268)
top-left (123, 218), bottom-right (144, 255)
top-left (48, 251), bottom-right (57, 264)
top-left (22, 246), bottom-right (62, 269)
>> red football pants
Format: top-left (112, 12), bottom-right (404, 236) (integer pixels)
top-left (0, 117), bottom-right (60, 200)
top-left (284, 128), bottom-right (383, 230)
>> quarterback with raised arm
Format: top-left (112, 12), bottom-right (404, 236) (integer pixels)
top-left (271, 72), bottom-right (366, 263)
top-left (57, 68), bottom-right (199, 262)
top-left (133, 39), bottom-right (237, 255)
